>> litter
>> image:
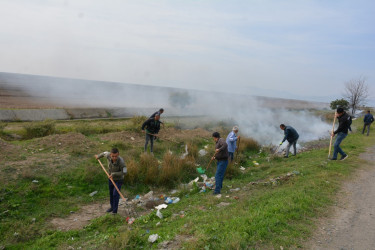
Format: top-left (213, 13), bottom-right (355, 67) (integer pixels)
top-left (156, 222), bottom-right (161, 226)
top-left (200, 174), bottom-right (208, 182)
top-left (252, 161), bottom-right (259, 166)
top-left (198, 149), bottom-right (207, 156)
top-left (215, 194), bottom-right (222, 198)
top-left (130, 137), bottom-right (135, 141)
top-left (143, 191), bottom-right (153, 200)
top-left (229, 188), bottom-right (240, 192)
top-left (134, 195), bottom-right (140, 200)
top-left (239, 166), bottom-right (245, 171)
top-left (170, 189), bottom-right (177, 194)
top-left (217, 202), bottom-right (230, 207)
top-left (164, 197), bottom-right (179, 204)
top-left (89, 191), bottom-right (98, 197)
top-left (32, 180), bottom-right (39, 183)
top-left (156, 209), bottom-right (163, 219)
top-left (188, 177), bottom-right (199, 186)
top-left (126, 217), bottom-right (135, 224)
top-left (148, 234), bottom-right (159, 243)
top-left (155, 204), bottom-right (168, 210)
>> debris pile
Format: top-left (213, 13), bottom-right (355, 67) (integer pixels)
top-left (249, 171), bottom-right (301, 186)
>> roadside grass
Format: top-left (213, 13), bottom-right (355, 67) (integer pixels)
top-left (1, 118), bottom-right (374, 249)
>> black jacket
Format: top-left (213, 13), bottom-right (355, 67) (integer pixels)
top-left (282, 126), bottom-right (299, 143)
top-left (141, 118), bottom-right (161, 134)
top-left (334, 112), bottom-right (351, 134)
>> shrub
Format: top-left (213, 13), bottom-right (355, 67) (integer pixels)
top-left (124, 159), bottom-right (140, 185)
top-left (24, 120), bottom-right (56, 139)
top-left (126, 116), bottom-right (147, 132)
top-left (139, 153), bottom-right (159, 185)
top-left (225, 162), bottom-right (240, 179)
top-left (238, 137), bottom-right (260, 152)
top-left (159, 153), bottom-right (182, 187)
top-left (187, 142), bottom-right (199, 159)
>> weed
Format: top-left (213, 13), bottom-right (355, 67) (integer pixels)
top-left (24, 120), bottom-right (56, 139)
top-left (239, 137), bottom-right (261, 152)
top-left (126, 116), bottom-right (147, 132)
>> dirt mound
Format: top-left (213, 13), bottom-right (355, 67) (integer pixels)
top-left (34, 132), bottom-right (95, 147)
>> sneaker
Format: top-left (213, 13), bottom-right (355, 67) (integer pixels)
top-left (328, 158), bottom-right (337, 161)
top-left (340, 154), bottom-right (348, 161)
top-left (106, 208), bottom-right (113, 213)
top-left (111, 212), bottom-right (117, 215)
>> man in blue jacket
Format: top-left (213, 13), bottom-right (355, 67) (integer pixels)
top-left (330, 107), bottom-right (351, 161)
top-left (279, 124), bottom-right (299, 158)
top-left (362, 110), bottom-right (374, 136)
top-left (226, 126), bottom-right (240, 162)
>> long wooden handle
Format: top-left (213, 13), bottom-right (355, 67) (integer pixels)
top-left (328, 112), bottom-right (337, 158)
top-left (97, 159), bottom-right (126, 201)
top-left (235, 137), bottom-right (241, 162)
top-left (273, 144), bottom-right (281, 155)
top-left (206, 153), bottom-right (216, 170)
top-left (146, 132), bottom-right (178, 144)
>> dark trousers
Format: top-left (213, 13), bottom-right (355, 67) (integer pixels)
top-left (144, 134), bottom-right (154, 152)
top-left (228, 152), bottom-right (234, 161)
top-left (362, 123), bottom-right (371, 136)
top-left (286, 139), bottom-right (297, 157)
top-left (333, 132), bottom-right (347, 159)
top-left (214, 159), bottom-right (228, 194)
top-left (109, 179), bottom-right (123, 213)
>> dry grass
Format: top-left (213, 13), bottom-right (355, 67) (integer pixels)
top-left (238, 137), bottom-right (260, 152)
top-left (159, 153), bottom-right (182, 187)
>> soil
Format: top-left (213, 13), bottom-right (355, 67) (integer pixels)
top-left (307, 145), bottom-right (375, 249)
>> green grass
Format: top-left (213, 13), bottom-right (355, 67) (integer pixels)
top-left (0, 118), bottom-right (374, 249)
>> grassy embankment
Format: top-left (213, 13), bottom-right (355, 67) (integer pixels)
top-left (0, 117), bottom-right (374, 249)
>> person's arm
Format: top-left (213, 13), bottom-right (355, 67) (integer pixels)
top-left (216, 139), bottom-right (227, 152)
top-left (228, 132), bottom-right (237, 142)
top-left (334, 116), bottom-right (350, 134)
top-left (95, 151), bottom-right (109, 159)
top-left (282, 129), bottom-right (289, 143)
top-left (371, 115), bottom-right (374, 123)
top-left (141, 119), bottom-right (150, 131)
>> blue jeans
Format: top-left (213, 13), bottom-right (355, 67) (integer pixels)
top-left (144, 134), bottom-right (154, 152)
top-left (228, 152), bottom-right (234, 161)
top-left (333, 132), bottom-right (347, 159)
top-left (214, 159), bottom-right (228, 194)
top-left (109, 179), bottom-right (123, 213)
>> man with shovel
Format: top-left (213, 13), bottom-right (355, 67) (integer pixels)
top-left (330, 107), bottom-right (351, 161)
top-left (279, 124), bottom-right (299, 158)
top-left (142, 114), bottom-right (161, 153)
top-left (212, 132), bottom-right (229, 195)
top-left (95, 148), bottom-right (127, 214)
top-left (226, 126), bottom-right (240, 162)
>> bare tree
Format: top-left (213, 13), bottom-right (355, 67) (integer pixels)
top-left (343, 76), bottom-right (370, 115)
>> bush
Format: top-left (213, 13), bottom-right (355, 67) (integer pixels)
top-left (139, 153), bottom-right (159, 185)
top-left (187, 142), bottom-right (199, 159)
top-left (238, 137), bottom-right (260, 152)
top-left (159, 153), bottom-right (182, 187)
top-left (126, 116), bottom-right (147, 132)
top-left (24, 120), bottom-right (56, 139)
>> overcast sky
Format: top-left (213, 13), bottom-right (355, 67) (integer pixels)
top-left (0, 0), bottom-right (374, 104)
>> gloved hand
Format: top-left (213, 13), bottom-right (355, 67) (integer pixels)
top-left (279, 142), bottom-right (283, 145)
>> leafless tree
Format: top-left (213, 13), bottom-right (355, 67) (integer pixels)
top-left (343, 76), bottom-right (370, 115)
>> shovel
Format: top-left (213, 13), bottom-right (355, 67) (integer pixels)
top-left (196, 153), bottom-right (216, 174)
top-left (97, 159), bottom-right (126, 202)
top-left (328, 112), bottom-right (337, 159)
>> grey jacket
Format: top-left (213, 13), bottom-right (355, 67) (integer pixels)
top-left (97, 152), bottom-right (127, 181)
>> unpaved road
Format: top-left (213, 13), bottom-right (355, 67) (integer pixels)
top-left (309, 145), bottom-right (375, 250)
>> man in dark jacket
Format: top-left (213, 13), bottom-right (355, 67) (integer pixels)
top-left (95, 148), bottom-right (127, 214)
top-left (142, 114), bottom-right (161, 153)
top-left (150, 108), bottom-right (164, 119)
top-left (212, 132), bottom-right (229, 195)
top-left (330, 107), bottom-right (351, 160)
top-left (279, 124), bottom-right (299, 158)
top-left (362, 110), bottom-right (374, 136)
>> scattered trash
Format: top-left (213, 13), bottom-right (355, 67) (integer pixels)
top-left (148, 234), bottom-right (159, 243)
top-left (31, 218), bottom-right (36, 222)
top-left (143, 191), bottom-right (153, 200)
top-left (126, 217), bottom-right (135, 224)
top-left (89, 191), bottom-right (98, 197)
top-left (200, 174), bottom-right (208, 182)
top-left (13, 232), bottom-right (19, 237)
top-left (170, 189), bottom-right (177, 194)
top-left (130, 137), bottom-right (135, 141)
top-left (215, 194), bottom-right (222, 198)
top-left (156, 222), bottom-right (161, 226)
top-left (249, 171), bottom-right (300, 186)
top-left (155, 204), bottom-right (168, 210)
top-left (156, 209), bottom-right (163, 219)
top-left (198, 149), bottom-right (207, 156)
top-left (146, 229), bottom-right (150, 234)
top-left (188, 177), bottom-right (199, 186)
top-left (234, 196), bottom-right (239, 200)
top-left (172, 197), bottom-right (180, 204)
top-left (32, 180), bottom-right (39, 183)
top-left (230, 188), bottom-right (240, 192)
top-left (164, 197), bottom-right (180, 204)
top-left (252, 161), bottom-right (259, 166)
top-left (226, 195), bottom-right (229, 198)
top-left (134, 195), bottom-right (140, 200)
top-left (239, 166), bottom-right (246, 171)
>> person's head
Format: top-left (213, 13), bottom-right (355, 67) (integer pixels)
top-left (280, 124), bottom-right (286, 130)
top-left (155, 114), bottom-right (160, 120)
top-left (232, 126), bottom-right (239, 133)
top-left (110, 148), bottom-right (119, 162)
top-left (159, 108), bottom-right (164, 114)
top-left (368, 110), bottom-right (371, 113)
top-left (212, 132), bottom-right (220, 142)
top-left (336, 107), bottom-right (344, 115)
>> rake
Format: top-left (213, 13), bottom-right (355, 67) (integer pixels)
top-left (97, 159), bottom-right (126, 202)
top-left (328, 112), bottom-right (337, 159)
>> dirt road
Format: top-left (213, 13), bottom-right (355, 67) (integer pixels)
top-left (309, 145), bottom-right (375, 250)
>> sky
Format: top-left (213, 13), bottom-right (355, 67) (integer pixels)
top-left (0, 0), bottom-right (374, 105)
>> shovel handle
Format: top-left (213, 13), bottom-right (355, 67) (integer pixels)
top-left (97, 159), bottom-right (126, 201)
top-left (206, 153), bottom-right (216, 170)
